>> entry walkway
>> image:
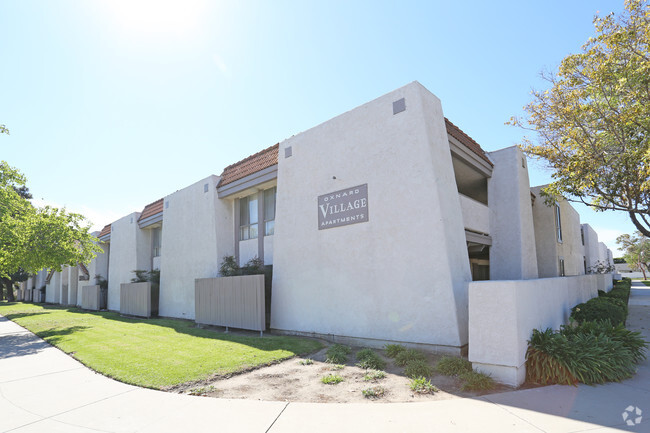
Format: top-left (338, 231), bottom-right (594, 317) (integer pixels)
top-left (1, 289), bottom-right (649, 433)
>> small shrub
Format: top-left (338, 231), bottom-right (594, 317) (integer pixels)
top-left (330, 364), bottom-right (345, 371)
top-left (403, 359), bottom-right (433, 378)
top-left (560, 320), bottom-right (647, 363)
top-left (326, 344), bottom-right (351, 364)
top-left (188, 385), bottom-right (217, 396)
top-left (299, 358), bottom-right (313, 366)
top-left (435, 356), bottom-right (473, 376)
top-left (130, 270), bottom-right (160, 286)
top-left (394, 349), bottom-right (427, 367)
top-left (460, 371), bottom-right (495, 391)
top-left (526, 325), bottom-right (644, 385)
top-left (94, 275), bottom-right (108, 290)
top-left (571, 299), bottom-right (626, 325)
top-left (409, 376), bottom-right (438, 394)
top-left (362, 386), bottom-right (386, 398)
top-left (356, 348), bottom-right (387, 370)
top-left (219, 255), bottom-right (240, 277)
top-left (363, 370), bottom-right (386, 381)
top-left (384, 344), bottom-right (406, 358)
top-left (321, 374), bottom-right (344, 385)
top-left (242, 256), bottom-right (265, 275)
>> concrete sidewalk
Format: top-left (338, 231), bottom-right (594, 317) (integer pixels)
top-left (1, 290), bottom-right (648, 432)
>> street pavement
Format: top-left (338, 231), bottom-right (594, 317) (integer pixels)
top-left (1, 283), bottom-right (648, 432)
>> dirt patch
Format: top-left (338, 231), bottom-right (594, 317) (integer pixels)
top-left (175, 344), bottom-right (525, 403)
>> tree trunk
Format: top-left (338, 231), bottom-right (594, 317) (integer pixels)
top-left (629, 212), bottom-right (650, 238)
top-left (642, 264), bottom-right (648, 280)
top-left (2, 278), bottom-right (15, 302)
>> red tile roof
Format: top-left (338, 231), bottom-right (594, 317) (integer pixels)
top-left (218, 144), bottom-right (279, 188)
top-left (138, 198), bottom-right (164, 222)
top-left (215, 121), bottom-right (490, 188)
top-left (99, 224), bottom-right (111, 238)
top-left (445, 118), bottom-right (493, 166)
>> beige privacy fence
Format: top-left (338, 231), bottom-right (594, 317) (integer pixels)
top-left (81, 285), bottom-right (101, 311)
top-left (120, 282), bottom-right (159, 318)
top-left (195, 275), bottom-right (266, 333)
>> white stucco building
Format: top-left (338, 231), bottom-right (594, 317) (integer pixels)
top-left (35, 82), bottom-right (616, 372)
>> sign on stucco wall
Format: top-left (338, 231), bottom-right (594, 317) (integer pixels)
top-left (318, 184), bottom-right (369, 230)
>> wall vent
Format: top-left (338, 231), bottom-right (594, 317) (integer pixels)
top-left (393, 98), bottom-right (406, 114)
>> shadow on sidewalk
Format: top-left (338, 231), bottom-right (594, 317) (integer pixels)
top-left (0, 332), bottom-right (51, 359)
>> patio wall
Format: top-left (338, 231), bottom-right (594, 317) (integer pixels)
top-left (195, 275), bottom-right (265, 332)
top-left (468, 273), bottom-right (613, 386)
top-left (120, 282), bottom-right (159, 318)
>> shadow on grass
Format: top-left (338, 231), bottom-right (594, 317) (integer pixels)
top-left (37, 325), bottom-right (90, 345)
top-left (61, 307), bottom-right (323, 355)
top-left (3, 311), bottom-right (51, 321)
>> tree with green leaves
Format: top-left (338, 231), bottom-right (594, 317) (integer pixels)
top-left (0, 125), bottom-right (8, 135)
top-left (0, 157), bottom-right (102, 300)
top-left (510, 0), bottom-right (650, 236)
top-left (616, 231), bottom-right (650, 279)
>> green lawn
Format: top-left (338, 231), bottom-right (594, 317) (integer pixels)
top-left (0, 302), bottom-right (322, 389)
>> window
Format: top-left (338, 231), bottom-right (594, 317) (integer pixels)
top-left (239, 187), bottom-right (276, 240)
top-left (239, 195), bottom-right (258, 240)
top-left (152, 227), bottom-right (162, 257)
top-left (555, 204), bottom-right (563, 243)
top-left (583, 257), bottom-right (587, 274)
top-left (264, 187), bottom-right (276, 236)
top-left (581, 227), bottom-right (585, 245)
top-left (559, 258), bottom-right (566, 277)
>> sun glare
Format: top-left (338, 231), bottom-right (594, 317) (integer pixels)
top-left (101, 0), bottom-right (208, 38)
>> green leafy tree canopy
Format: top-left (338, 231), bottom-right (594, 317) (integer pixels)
top-left (510, 0), bottom-right (650, 236)
top-left (616, 231), bottom-right (650, 278)
top-left (0, 160), bottom-right (102, 278)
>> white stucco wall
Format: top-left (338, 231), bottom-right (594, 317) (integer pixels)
top-left (468, 273), bottom-right (613, 386)
top-left (597, 242), bottom-right (614, 271)
top-left (158, 175), bottom-right (234, 320)
top-left (107, 212), bottom-right (151, 311)
top-left (238, 239), bottom-right (258, 267)
top-left (271, 81), bottom-right (472, 351)
top-left (46, 271), bottom-right (60, 303)
top-left (558, 201), bottom-right (584, 276)
top-left (263, 235), bottom-right (274, 265)
top-left (459, 194), bottom-right (489, 234)
top-left (531, 187), bottom-right (584, 277)
top-left (581, 224), bottom-right (600, 272)
top-left (488, 147), bottom-right (538, 280)
top-left (68, 266), bottom-right (78, 306)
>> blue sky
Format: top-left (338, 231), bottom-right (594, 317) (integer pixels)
top-left (0, 0), bottom-right (635, 253)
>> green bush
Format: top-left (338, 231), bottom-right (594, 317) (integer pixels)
top-left (355, 349), bottom-right (386, 370)
top-left (595, 296), bottom-right (628, 316)
top-left (363, 370), bottom-right (386, 381)
top-left (409, 377), bottom-right (438, 394)
top-left (561, 320), bottom-right (647, 363)
top-left (571, 298), bottom-right (626, 325)
top-left (460, 371), bottom-right (495, 391)
top-left (403, 359), bottom-right (433, 378)
top-left (435, 356), bottom-right (473, 376)
top-left (601, 286), bottom-right (631, 304)
top-left (321, 374), bottom-right (344, 385)
top-left (384, 344), bottom-right (406, 358)
top-left (362, 386), bottom-right (386, 398)
top-left (326, 344), bottom-right (351, 364)
top-left (394, 349), bottom-right (427, 367)
top-left (526, 322), bottom-right (648, 385)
